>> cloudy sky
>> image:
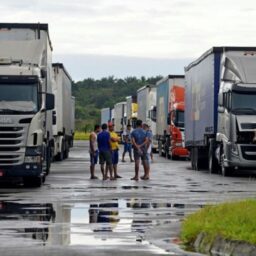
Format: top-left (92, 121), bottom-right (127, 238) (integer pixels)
top-left (1, 0), bottom-right (256, 80)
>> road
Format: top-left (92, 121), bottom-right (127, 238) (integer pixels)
top-left (0, 141), bottom-right (256, 256)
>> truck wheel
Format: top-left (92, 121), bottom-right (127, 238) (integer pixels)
top-left (208, 139), bottom-right (219, 174)
top-left (158, 142), bottom-right (162, 156)
top-left (45, 147), bottom-right (51, 175)
top-left (56, 141), bottom-right (64, 161)
top-left (220, 152), bottom-right (233, 177)
top-left (23, 177), bottom-right (42, 188)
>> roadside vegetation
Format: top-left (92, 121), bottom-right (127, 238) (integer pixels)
top-left (181, 200), bottom-right (256, 246)
top-left (74, 131), bottom-right (90, 140)
top-left (72, 76), bottom-right (162, 131)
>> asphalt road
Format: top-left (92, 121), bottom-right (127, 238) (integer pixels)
top-left (0, 141), bottom-right (256, 256)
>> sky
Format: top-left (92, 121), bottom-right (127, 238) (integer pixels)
top-left (1, 0), bottom-right (256, 81)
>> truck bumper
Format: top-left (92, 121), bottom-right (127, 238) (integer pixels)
top-left (225, 143), bottom-right (256, 169)
top-left (0, 163), bottom-right (43, 178)
top-left (171, 147), bottom-right (189, 158)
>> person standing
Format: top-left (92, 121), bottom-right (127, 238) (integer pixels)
top-left (122, 124), bottom-right (134, 162)
top-left (142, 123), bottom-right (153, 179)
top-left (108, 123), bottom-right (122, 179)
top-left (89, 124), bottom-right (100, 179)
top-left (97, 123), bottom-right (114, 180)
top-left (130, 120), bottom-right (149, 181)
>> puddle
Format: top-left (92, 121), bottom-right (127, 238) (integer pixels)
top-left (0, 199), bottom-right (203, 254)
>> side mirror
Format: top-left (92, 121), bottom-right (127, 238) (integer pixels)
top-left (46, 93), bottom-right (55, 110)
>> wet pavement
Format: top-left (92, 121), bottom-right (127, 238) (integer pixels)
top-left (0, 141), bottom-right (256, 255)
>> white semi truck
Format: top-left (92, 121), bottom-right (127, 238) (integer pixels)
top-left (137, 85), bottom-right (157, 151)
top-left (0, 23), bottom-right (55, 187)
top-left (52, 63), bottom-right (74, 161)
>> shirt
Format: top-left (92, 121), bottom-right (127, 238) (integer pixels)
top-left (110, 131), bottom-right (119, 150)
top-left (89, 131), bottom-right (97, 153)
top-left (97, 130), bottom-right (111, 152)
top-left (131, 128), bottom-right (147, 150)
top-left (123, 129), bottom-right (132, 143)
top-left (146, 130), bottom-right (153, 154)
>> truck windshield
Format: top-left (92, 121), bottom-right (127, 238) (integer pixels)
top-left (174, 110), bottom-right (184, 128)
top-left (0, 84), bottom-right (38, 114)
top-left (232, 92), bottom-right (256, 115)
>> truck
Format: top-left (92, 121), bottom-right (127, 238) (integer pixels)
top-left (156, 76), bottom-right (187, 158)
top-left (0, 23), bottom-right (55, 187)
top-left (185, 46), bottom-right (256, 176)
top-left (114, 102), bottom-right (127, 135)
top-left (101, 107), bottom-right (111, 125)
top-left (52, 63), bottom-right (74, 161)
top-left (126, 95), bottom-right (138, 128)
top-left (137, 85), bottom-right (157, 151)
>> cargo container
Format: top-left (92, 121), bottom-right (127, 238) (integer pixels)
top-left (137, 85), bottom-right (157, 151)
top-left (114, 102), bottom-right (126, 135)
top-left (101, 108), bottom-right (111, 125)
top-left (185, 47), bottom-right (256, 176)
top-left (126, 95), bottom-right (137, 128)
top-left (52, 63), bottom-right (74, 161)
top-left (155, 76), bottom-right (187, 157)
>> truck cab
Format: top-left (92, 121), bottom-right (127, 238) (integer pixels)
top-left (0, 23), bottom-right (55, 186)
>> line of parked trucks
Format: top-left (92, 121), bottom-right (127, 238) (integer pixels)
top-left (0, 23), bottom-right (75, 187)
top-left (102, 46), bottom-right (256, 176)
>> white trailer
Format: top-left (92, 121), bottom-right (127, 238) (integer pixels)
top-left (114, 102), bottom-right (127, 135)
top-left (52, 63), bottom-right (74, 161)
top-left (137, 85), bottom-right (157, 151)
top-left (0, 23), bottom-right (55, 187)
top-left (101, 108), bottom-right (111, 124)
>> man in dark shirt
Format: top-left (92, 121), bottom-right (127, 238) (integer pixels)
top-left (131, 120), bottom-right (149, 181)
top-left (97, 123), bottom-right (114, 180)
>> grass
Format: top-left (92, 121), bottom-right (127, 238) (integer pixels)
top-left (181, 199), bottom-right (256, 246)
top-left (74, 131), bottom-right (90, 140)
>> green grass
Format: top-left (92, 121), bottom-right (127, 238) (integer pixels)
top-left (181, 200), bottom-right (256, 246)
top-left (74, 131), bottom-right (90, 140)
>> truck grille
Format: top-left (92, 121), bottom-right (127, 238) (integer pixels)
top-left (0, 126), bottom-right (25, 166)
top-left (241, 145), bottom-right (256, 161)
top-left (241, 123), bottom-right (256, 129)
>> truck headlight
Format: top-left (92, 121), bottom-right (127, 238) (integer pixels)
top-left (24, 156), bottom-right (42, 163)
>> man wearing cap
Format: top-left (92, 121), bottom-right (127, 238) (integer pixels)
top-left (143, 122), bottom-right (153, 179)
top-left (97, 123), bottom-right (114, 180)
top-left (108, 122), bottom-right (122, 179)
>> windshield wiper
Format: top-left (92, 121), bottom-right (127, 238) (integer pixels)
top-left (232, 108), bottom-right (256, 115)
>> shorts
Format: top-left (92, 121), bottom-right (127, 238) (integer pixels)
top-left (90, 150), bottom-right (98, 165)
top-left (112, 149), bottom-right (119, 165)
top-left (99, 151), bottom-right (112, 165)
top-left (134, 148), bottom-right (148, 161)
top-left (124, 143), bottom-right (132, 153)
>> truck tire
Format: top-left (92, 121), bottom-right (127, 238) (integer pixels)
top-left (56, 141), bottom-right (64, 161)
top-left (158, 141), bottom-right (162, 156)
top-left (220, 147), bottom-right (233, 177)
top-left (45, 146), bottom-right (51, 175)
top-left (23, 177), bottom-right (42, 188)
top-left (208, 139), bottom-right (219, 174)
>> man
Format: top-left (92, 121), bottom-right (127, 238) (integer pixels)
top-left (142, 123), bottom-right (153, 179)
top-left (108, 123), bottom-right (122, 179)
top-left (130, 119), bottom-right (149, 181)
top-left (89, 124), bottom-right (100, 179)
top-left (122, 124), bottom-right (134, 162)
top-left (97, 123), bottom-right (114, 180)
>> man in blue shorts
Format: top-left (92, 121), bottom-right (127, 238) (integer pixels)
top-left (131, 120), bottom-right (149, 181)
top-left (97, 123), bottom-right (114, 180)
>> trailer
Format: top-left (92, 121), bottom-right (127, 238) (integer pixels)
top-left (126, 95), bottom-right (137, 128)
top-left (137, 85), bottom-right (157, 151)
top-left (155, 76), bottom-right (186, 157)
top-left (52, 63), bottom-right (74, 161)
top-left (185, 47), bottom-right (256, 176)
top-left (101, 108), bottom-right (111, 125)
top-left (114, 102), bottom-right (126, 135)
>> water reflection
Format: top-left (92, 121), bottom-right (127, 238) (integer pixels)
top-left (0, 202), bottom-right (55, 245)
top-left (89, 202), bottom-right (120, 232)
